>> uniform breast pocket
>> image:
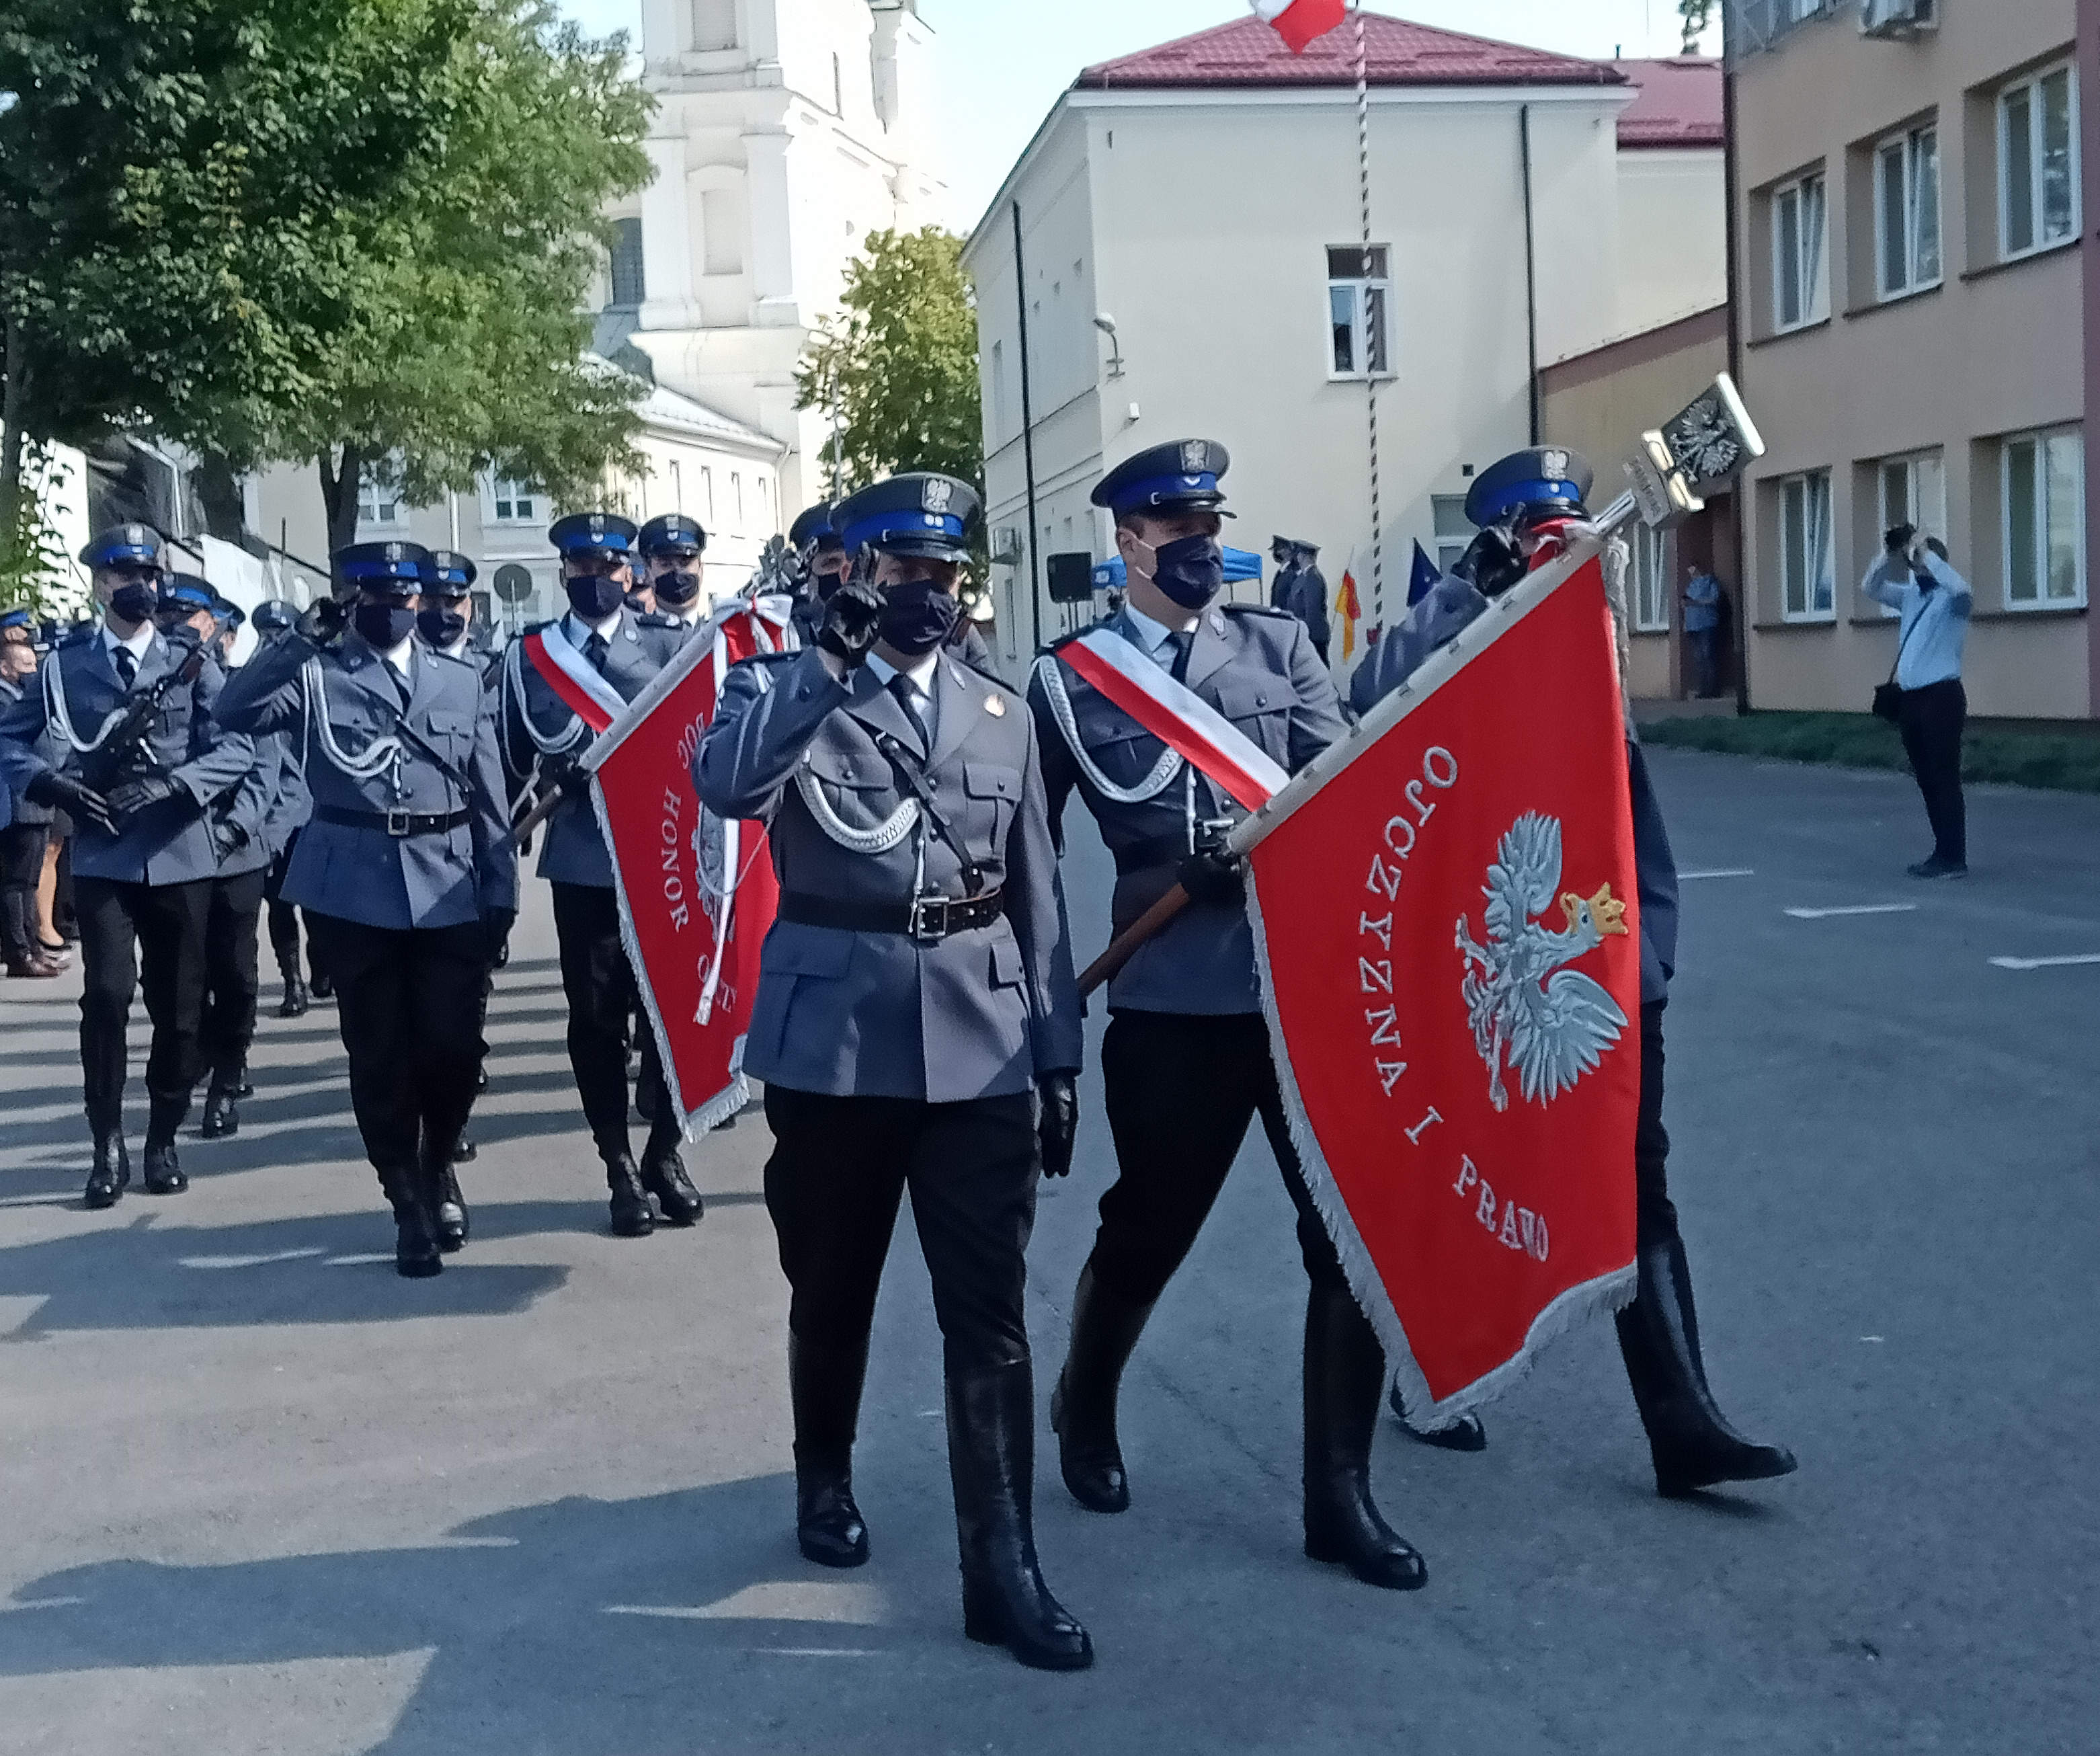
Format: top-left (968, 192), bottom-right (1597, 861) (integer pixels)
top-left (803, 750), bottom-right (897, 826)
top-left (963, 762), bottom-right (1020, 847)
top-left (988, 932), bottom-right (1026, 990)
top-left (1210, 678), bottom-right (1290, 759)
top-left (426, 710), bottom-right (475, 759)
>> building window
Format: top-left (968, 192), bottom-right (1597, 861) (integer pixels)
top-left (690, 0), bottom-right (735, 52)
top-left (2000, 65), bottom-right (2078, 261)
top-left (1770, 173), bottom-right (1827, 331)
top-left (700, 188), bottom-right (741, 276)
top-left (1875, 124), bottom-right (1941, 299)
top-left (2003, 428), bottom-right (2085, 608)
top-left (832, 52), bottom-right (844, 116)
top-left (1873, 451), bottom-right (1943, 616)
top-left (756, 475), bottom-right (771, 531)
top-left (356, 465), bottom-right (404, 530)
top-left (608, 217), bottom-right (645, 309)
top-left (731, 471), bottom-right (743, 531)
top-left (1430, 495), bottom-right (1471, 575)
top-left (1326, 245), bottom-right (1391, 380)
top-left (700, 467), bottom-right (715, 525)
top-left (1778, 470), bottom-right (1834, 621)
top-left (1632, 525), bottom-right (1670, 633)
top-left (485, 474), bottom-right (539, 526)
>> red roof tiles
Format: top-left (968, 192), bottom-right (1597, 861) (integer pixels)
top-left (1077, 12), bottom-right (1625, 92)
top-left (1612, 57), bottom-right (1724, 149)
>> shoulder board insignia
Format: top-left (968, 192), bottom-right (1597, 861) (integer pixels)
top-left (1221, 602), bottom-right (1295, 620)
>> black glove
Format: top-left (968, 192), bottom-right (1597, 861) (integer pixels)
top-left (816, 577), bottom-right (883, 667)
top-left (1884, 522), bottom-right (1916, 556)
top-left (540, 752), bottom-right (592, 799)
top-left (1176, 848), bottom-right (1244, 908)
top-left (106, 774), bottom-right (185, 825)
top-left (481, 908), bottom-right (516, 969)
top-left (26, 772), bottom-right (116, 835)
top-left (1454, 523), bottom-right (1528, 599)
top-left (296, 596), bottom-right (351, 646)
top-left (1037, 1071), bottom-right (1078, 1179)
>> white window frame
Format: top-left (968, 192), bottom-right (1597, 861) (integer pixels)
top-left (1326, 245), bottom-right (1393, 383)
top-left (607, 216), bottom-right (645, 309)
top-left (356, 458), bottom-right (405, 532)
top-left (1777, 469), bottom-right (1836, 622)
top-left (2001, 428), bottom-right (2087, 610)
top-left (1632, 525), bottom-right (1670, 633)
top-left (1998, 64), bottom-right (2081, 263)
top-left (1874, 122), bottom-right (1942, 301)
top-left (1430, 494), bottom-right (1471, 576)
top-left (690, 0), bottom-right (735, 53)
top-left (1769, 172), bottom-right (1828, 333)
top-left (481, 472), bottom-right (541, 527)
top-left (1873, 451), bottom-right (1944, 617)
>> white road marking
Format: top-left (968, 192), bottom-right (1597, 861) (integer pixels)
top-left (1783, 904), bottom-right (1920, 920)
top-left (1989, 953), bottom-right (2100, 971)
top-left (1681, 868), bottom-right (1755, 880)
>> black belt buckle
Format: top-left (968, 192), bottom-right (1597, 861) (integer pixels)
top-left (907, 895), bottom-right (949, 943)
top-left (385, 807), bottom-right (413, 838)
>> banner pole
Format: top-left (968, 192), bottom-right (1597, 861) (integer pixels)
top-left (1353, 1), bottom-right (1383, 629)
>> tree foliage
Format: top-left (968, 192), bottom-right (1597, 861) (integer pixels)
top-left (1679, 0), bottom-right (1718, 54)
top-left (796, 227), bottom-right (983, 501)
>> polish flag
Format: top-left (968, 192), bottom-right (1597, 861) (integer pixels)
top-left (1252, 0), bottom-right (1348, 54)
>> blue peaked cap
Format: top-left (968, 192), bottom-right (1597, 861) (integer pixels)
top-left (548, 512), bottom-right (638, 558)
top-left (421, 549), bottom-right (478, 592)
top-left (158, 573), bottom-right (216, 612)
top-left (1092, 440), bottom-right (1232, 518)
top-left (1464, 446), bottom-right (1595, 529)
top-left (336, 540), bottom-right (432, 590)
top-left (0, 606), bottom-right (32, 631)
top-left (80, 524), bottom-right (164, 569)
top-left (832, 473), bottom-right (978, 561)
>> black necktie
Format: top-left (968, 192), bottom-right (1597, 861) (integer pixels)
top-left (112, 647), bottom-right (137, 689)
top-left (585, 632), bottom-right (610, 673)
top-left (1168, 630), bottom-right (1194, 683)
top-left (393, 657), bottom-right (413, 708)
top-left (887, 672), bottom-right (930, 754)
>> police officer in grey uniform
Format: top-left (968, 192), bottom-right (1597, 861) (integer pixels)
top-left (497, 512), bottom-right (702, 1236)
top-left (0, 605), bottom-right (64, 977)
top-left (249, 600), bottom-right (321, 1018)
top-left (214, 541), bottom-right (517, 1277)
top-left (636, 514), bottom-right (711, 637)
top-left (0, 526), bottom-right (253, 1205)
top-left (414, 551), bottom-right (481, 661)
top-left (1350, 447), bottom-right (1797, 1499)
top-left (1027, 440), bottom-right (1426, 1591)
top-left (786, 502), bottom-right (848, 647)
top-left (695, 471), bottom-right (1091, 1671)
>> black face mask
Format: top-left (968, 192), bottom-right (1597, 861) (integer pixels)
top-left (653, 569), bottom-right (702, 608)
top-left (566, 573), bottom-right (626, 620)
top-left (814, 556), bottom-right (850, 602)
top-left (877, 577), bottom-right (960, 657)
top-left (417, 606), bottom-right (467, 647)
top-left (1145, 534), bottom-right (1225, 610)
top-left (108, 582), bottom-right (159, 625)
top-left (354, 602), bottom-right (417, 649)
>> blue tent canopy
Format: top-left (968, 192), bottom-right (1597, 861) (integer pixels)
top-left (1090, 547), bottom-right (1263, 592)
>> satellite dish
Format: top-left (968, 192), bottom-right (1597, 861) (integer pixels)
top-left (493, 563), bottom-right (534, 604)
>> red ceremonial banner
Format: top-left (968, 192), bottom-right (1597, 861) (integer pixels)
top-left (588, 604), bottom-right (788, 1133)
top-left (1246, 557), bottom-right (1640, 1419)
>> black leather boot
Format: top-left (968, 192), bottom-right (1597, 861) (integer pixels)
top-left (276, 967), bottom-right (309, 1019)
top-left (85, 1129), bottom-right (129, 1209)
top-left (1389, 1380), bottom-right (1488, 1451)
top-left (424, 1136), bottom-right (468, 1253)
top-left (309, 964), bottom-right (333, 1001)
top-left (142, 1097), bottom-right (189, 1195)
top-left (791, 1332), bottom-right (871, 1568)
top-left (946, 1359), bottom-right (1093, 1671)
top-left (639, 1117), bottom-right (702, 1226)
top-left (604, 1152), bottom-right (655, 1238)
top-left (379, 1164), bottom-right (442, 1279)
top-left (1617, 1234), bottom-right (1797, 1498)
top-left (1302, 1285), bottom-right (1427, 1591)
top-left (1048, 1264), bottom-right (1155, 1514)
top-left (200, 1073), bottom-right (240, 1140)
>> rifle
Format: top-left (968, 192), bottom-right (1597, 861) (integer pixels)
top-left (81, 623), bottom-right (223, 795)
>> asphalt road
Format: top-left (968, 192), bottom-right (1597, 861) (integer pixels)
top-left (1, 749), bottom-right (2095, 1755)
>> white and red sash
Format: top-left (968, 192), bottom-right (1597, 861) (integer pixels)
top-left (1056, 626), bottom-right (1289, 813)
top-left (522, 622), bottom-right (627, 733)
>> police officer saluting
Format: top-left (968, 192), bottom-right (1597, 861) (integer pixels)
top-left (497, 512), bottom-right (700, 1236)
top-left (214, 541), bottom-right (517, 1277)
top-left (0, 526), bottom-right (253, 1205)
top-left (695, 471), bottom-right (1091, 1671)
top-left (786, 502), bottom-right (849, 647)
top-left (1027, 440), bottom-right (1426, 1590)
top-left (636, 514), bottom-right (710, 635)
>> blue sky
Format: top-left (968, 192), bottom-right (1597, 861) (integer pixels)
top-left (557, 2), bottom-right (1718, 232)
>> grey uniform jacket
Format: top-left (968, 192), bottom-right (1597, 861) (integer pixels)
top-left (1348, 574), bottom-right (1680, 1004)
top-left (0, 629), bottom-right (253, 885)
top-left (498, 610), bottom-right (686, 888)
top-left (255, 727), bottom-right (313, 862)
top-left (694, 645), bottom-right (1083, 1103)
top-left (0, 674), bottom-right (58, 828)
top-left (1272, 562), bottom-right (1332, 652)
top-left (214, 631), bottom-right (516, 930)
top-left (1028, 603), bottom-right (1348, 1016)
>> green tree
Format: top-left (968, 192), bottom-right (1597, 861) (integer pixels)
top-left (233, 2), bottom-right (654, 556)
top-left (0, 0), bottom-right (470, 566)
top-left (1679, 0), bottom-right (1717, 54)
top-left (796, 227), bottom-right (983, 501)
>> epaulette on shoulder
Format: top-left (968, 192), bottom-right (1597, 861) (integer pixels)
top-left (952, 653), bottom-right (1022, 697)
top-left (522, 617), bottom-right (555, 636)
top-left (1221, 602), bottom-right (1296, 621)
top-left (57, 625), bottom-right (96, 649)
top-left (637, 610), bottom-right (682, 629)
top-left (737, 647), bottom-right (799, 666)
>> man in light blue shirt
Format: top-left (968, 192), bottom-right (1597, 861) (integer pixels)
top-left (1862, 528), bottom-right (1972, 877)
top-left (1680, 564), bottom-right (1726, 699)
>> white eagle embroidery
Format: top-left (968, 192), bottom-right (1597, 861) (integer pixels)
top-left (1455, 811), bottom-right (1631, 1113)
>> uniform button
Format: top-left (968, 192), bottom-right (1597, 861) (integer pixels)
top-left (1256, 694), bottom-right (1268, 708)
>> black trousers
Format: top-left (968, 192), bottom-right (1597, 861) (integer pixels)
top-left (264, 837), bottom-right (327, 982)
top-left (1092, 1010), bottom-right (1346, 1310)
top-left (200, 868), bottom-right (267, 1078)
top-left (1898, 678), bottom-right (1966, 865)
top-left (73, 876), bottom-right (213, 1131)
top-left (0, 822), bottom-right (48, 961)
top-left (551, 880), bottom-right (666, 1156)
top-left (307, 914), bottom-right (487, 1173)
top-left (763, 1085), bottom-right (1039, 1373)
top-left (1634, 999), bottom-right (1675, 1248)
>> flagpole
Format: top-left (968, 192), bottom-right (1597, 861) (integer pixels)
top-left (1353, 1), bottom-right (1382, 630)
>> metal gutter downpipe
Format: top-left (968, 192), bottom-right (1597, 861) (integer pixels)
top-left (1520, 104), bottom-right (1540, 446)
top-left (1012, 202), bottom-right (1043, 654)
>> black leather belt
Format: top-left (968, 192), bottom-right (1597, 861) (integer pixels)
top-left (778, 889), bottom-right (1004, 943)
top-left (1112, 833), bottom-right (1189, 877)
top-left (315, 803), bottom-right (472, 838)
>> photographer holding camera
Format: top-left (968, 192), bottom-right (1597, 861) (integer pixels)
top-left (1863, 524), bottom-right (1972, 879)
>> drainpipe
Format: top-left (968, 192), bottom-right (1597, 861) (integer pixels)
top-left (1519, 105), bottom-right (1540, 445)
top-left (1722, 19), bottom-right (1750, 716)
top-left (1012, 202), bottom-right (1043, 655)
